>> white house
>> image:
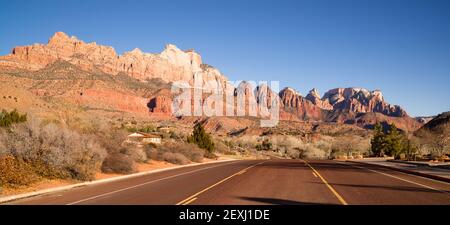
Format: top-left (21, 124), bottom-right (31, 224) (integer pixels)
top-left (127, 132), bottom-right (162, 145)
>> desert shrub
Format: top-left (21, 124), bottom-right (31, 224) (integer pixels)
top-left (127, 127), bottom-right (138, 132)
top-left (0, 109), bottom-right (27, 127)
top-left (215, 140), bottom-right (235, 155)
top-left (270, 135), bottom-right (304, 153)
top-left (1, 119), bottom-right (107, 181)
top-left (256, 139), bottom-right (272, 151)
top-left (161, 152), bottom-right (190, 165)
top-left (149, 142), bottom-right (204, 164)
top-left (332, 134), bottom-right (370, 157)
top-left (301, 145), bottom-right (328, 159)
top-left (234, 135), bottom-right (260, 149)
top-left (94, 128), bottom-right (128, 154)
top-left (223, 140), bottom-right (235, 149)
top-left (120, 144), bottom-right (147, 163)
top-left (0, 155), bottom-right (39, 188)
top-left (101, 153), bottom-right (137, 174)
top-left (169, 131), bottom-right (183, 140)
top-left (286, 148), bottom-right (301, 159)
top-left (126, 125), bottom-right (156, 133)
top-left (215, 141), bottom-right (229, 153)
top-left (204, 151), bottom-right (218, 159)
top-left (140, 125), bottom-right (156, 133)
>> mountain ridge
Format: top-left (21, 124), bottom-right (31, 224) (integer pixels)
top-left (0, 32), bottom-right (422, 132)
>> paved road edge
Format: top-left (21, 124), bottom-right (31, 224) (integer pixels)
top-left (347, 160), bottom-right (450, 184)
top-left (0, 159), bottom-right (239, 204)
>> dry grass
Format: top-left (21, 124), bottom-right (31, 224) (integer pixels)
top-left (0, 155), bottom-right (39, 188)
top-left (0, 118), bottom-right (107, 183)
top-left (101, 153), bottom-right (137, 174)
top-left (148, 141), bottom-right (204, 164)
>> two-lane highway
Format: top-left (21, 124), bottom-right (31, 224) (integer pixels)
top-left (5, 159), bottom-right (450, 205)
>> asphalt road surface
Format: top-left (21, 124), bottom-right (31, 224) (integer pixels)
top-left (5, 159), bottom-right (450, 205)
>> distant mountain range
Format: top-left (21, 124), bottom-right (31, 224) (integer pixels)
top-left (0, 32), bottom-right (427, 132)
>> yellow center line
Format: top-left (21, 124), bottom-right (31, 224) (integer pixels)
top-left (312, 172), bottom-right (318, 178)
top-left (304, 160), bottom-right (348, 206)
top-left (181, 197), bottom-right (197, 205)
top-left (176, 160), bottom-right (267, 205)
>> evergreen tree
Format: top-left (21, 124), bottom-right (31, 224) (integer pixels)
top-left (370, 123), bottom-right (386, 156)
top-left (187, 123), bottom-right (215, 153)
top-left (385, 124), bottom-right (404, 158)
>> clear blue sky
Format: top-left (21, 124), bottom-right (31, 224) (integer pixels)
top-left (1, 0), bottom-right (449, 117)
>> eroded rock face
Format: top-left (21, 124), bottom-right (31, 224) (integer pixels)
top-left (305, 88), bottom-right (333, 110)
top-left (0, 32), bottom-right (419, 131)
top-left (279, 87), bottom-right (324, 121)
top-left (320, 88), bottom-right (407, 117)
top-left (147, 96), bottom-right (173, 118)
top-left (0, 32), bottom-right (228, 90)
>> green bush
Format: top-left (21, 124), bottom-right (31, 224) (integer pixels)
top-left (0, 109), bottom-right (27, 127)
top-left (187, 123), bottom-right (215, 153)
top-left (256, 139), bottom-right (272, 151)
top-left (371, 123), bottom-right (407, 158)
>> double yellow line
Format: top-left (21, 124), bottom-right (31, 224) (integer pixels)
top-left (304, 160), bottom-right (348, 205)
top-left (176, 161), bottom-right (266, 205)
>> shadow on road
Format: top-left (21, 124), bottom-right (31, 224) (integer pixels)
top-left (237, 196), bottom-right (335, 205)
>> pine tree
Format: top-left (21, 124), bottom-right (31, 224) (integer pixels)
top-left (370, 123), bottom-right (386, 156)
top-left (385, 124), bottom-right (404, 159)
top-left (187, 123), bottom-right (215, 153)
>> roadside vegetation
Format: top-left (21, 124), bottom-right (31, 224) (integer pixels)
top-left (2, 108), bottom-right (446, 190)
top-left (226, 133), bottom-right (370, 160)
top-left (0, 111), bottom-right (221, 190)
top-left (369, 122), bottom-right (449, 161)
top-left (0, 118), bottom-right (107, 188)
top-left (370, 123), bottom-right (406, 159)
top-left (187, 123), bottom-right (216, 158)
top-left (0, 109), bottom-right (27, 127)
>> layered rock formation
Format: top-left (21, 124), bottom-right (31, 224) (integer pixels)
top-left (0, 32), bottom-right (228, 89)
top-left (277, 86), bottom-right (419, 131)
top-left (0, 32), bottom-right (421, 131)
top-left (147, 96), bottom-right (173, 118)
top-left (320, 88), bottom-right (407, 117)
top-left (305, 88), bottom-right (333, 110)
top-left (279, 87), bottom-right (324, 121)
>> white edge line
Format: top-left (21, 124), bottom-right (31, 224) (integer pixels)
top-left (66, 160), bottom-right (241, 205)
top-left (0, 159), bottom-right (239, 204)
top-left (176, 160), bottom-right (267, 205)
top-left (346, 160), bottom-right (450, 186)
top-left (338, 161), bottom-right (450, 195)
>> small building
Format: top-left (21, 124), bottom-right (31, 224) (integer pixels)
top-left (127, 132), bottom-right (162, 145)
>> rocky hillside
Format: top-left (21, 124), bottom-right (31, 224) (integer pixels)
top-left (416, 112), bottom-right (450, 134)
top-left (0, 32), bottom-right (421, 132)
top-left (0, 32), bottom-right (228, 89)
